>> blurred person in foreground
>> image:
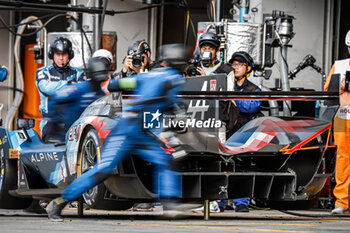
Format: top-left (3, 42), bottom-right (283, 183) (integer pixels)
top-left (45, 49), bottom-right (113, 142)
top-left (46, 44), bottom-right (188, 222)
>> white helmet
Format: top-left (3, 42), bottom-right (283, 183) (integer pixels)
top-left (92, 49), bottom-right (113, 64)
top-left (346, 30), bottom-right (350, 46)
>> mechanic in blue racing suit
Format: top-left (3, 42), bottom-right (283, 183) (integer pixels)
top-left (35, 37), bottom-right (86, 142)
top-left (45, 55), bottom-right (110, 142)
top-left (46, 44), bottom-right (187, 222)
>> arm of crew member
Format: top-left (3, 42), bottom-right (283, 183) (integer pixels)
top-left (36, 70), bottom-right (69, 96)
top-left (236, 100), bottom-right (262, 113)
top-left (108, 77), bottom-right (137, 92)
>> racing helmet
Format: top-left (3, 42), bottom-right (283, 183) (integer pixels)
top-left (92, 49), bottom-right (113, 70)
top-left (198, 32), bottom-right (220, 48)
top-left (157, 44), bottom-right (189, 71)
top-left (346, 30), bottom-right (350, 47)
top-left (229, 51), bottom-right (254, 73)
top-left (86, 57), bottom-right (109, 82)
top-left (48, 37), bottom-right (74, 60)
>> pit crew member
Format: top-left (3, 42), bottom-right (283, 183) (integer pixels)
top-left (325, 30), bottom-right (350, 215)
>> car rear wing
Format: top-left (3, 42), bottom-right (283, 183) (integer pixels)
top-left (178, 74), bottom-right (340, 123)
top-left (122, 74), bottom-right (339, 122)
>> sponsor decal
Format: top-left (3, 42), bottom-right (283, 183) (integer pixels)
top-left (31, 152), bottom-right (59, 163)
top-left (9, 149), bottom-right (19, 159)
top-left (68, 125), bottom-right (77, 141)
top-left (210, 79), bottom-right (217, 91)
top-left (68, 125), bottom-right (82, 141)
top-left (50, 75), bottom-right (62, 81)
top-left (337, 107), bottom-right (350, 120)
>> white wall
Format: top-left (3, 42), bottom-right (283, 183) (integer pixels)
top-left (259, 0), bottom-right (326, 91)
top-left (102, 1), bottom-right (152, 72)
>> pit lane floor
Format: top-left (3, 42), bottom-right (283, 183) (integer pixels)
top-left (1, 206), bottom-right (350, 233)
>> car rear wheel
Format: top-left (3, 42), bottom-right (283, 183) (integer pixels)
top-left (80, 128), bottom-right (134, 210)
top-left (0, 158), bottom-right (31, 209)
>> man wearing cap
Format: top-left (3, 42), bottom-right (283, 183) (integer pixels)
top-left (325, 30), bottom-right (350, 214)
top-left (117, 40), bottom-right (153, 78)
top-left (218, 51), bottom-right (262, 213)
top-left (228, 51), bottom-right (262, 134)
top-left (191, 31), bottom-right (235, 90)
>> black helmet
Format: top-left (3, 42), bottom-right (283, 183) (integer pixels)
top-left (127, 40), bottom-right (151, 56)
top-left (86, 57), bottom-right (108, 82)
top-left (157, 44), bottom-right (189, 71)
top-left (229, 51), bottom-right (254, 72)
top-left (199, 32), bottom-right (220, 48)
top-left (48, 37), bottom-right (74, 60)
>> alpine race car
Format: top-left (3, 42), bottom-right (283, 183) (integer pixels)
top-left (0, 74), bottom-right (339, 211)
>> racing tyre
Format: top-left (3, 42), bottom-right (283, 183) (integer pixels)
top-left (80, 129), bottom-right (134, 210)
top-left (0, 159), bottom-right (31, 209)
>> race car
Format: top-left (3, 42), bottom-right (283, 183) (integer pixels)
top-left (0, 74), bottom-right (339, 211)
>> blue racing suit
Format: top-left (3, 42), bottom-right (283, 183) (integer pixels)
top-left (46, 81), bottom-right (105, 142)
top-left (35, 64), bottom-right (86, 141)
top-left (62, 67), bottom-right (184, 202)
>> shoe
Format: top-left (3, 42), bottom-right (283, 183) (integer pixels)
top-left (24, 200), bottom-right (46, 214)
top-left (219, 206), bottom-right (224, 212)
top-left (331, 206), bottom-right (346, 215)
top-left (132, 203), bottom-right (153, 211)
top-left (235, 204), bottom-right (249, 212)
top-left (191, 201), bottom-right (220, 213)
top-left (210, 201), bottom-right (220, 213)
top-left (46, 197), bottom-right (68, 222)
